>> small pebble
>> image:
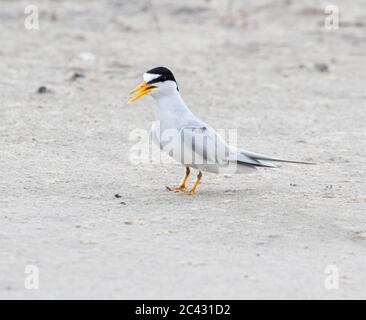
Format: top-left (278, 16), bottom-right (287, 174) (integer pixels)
top-left (37, 86), bottom-right (49, 94)
top-left (314, 63), bottom-right (329, 73)
top-left (70, 72), bottom-right (85, 81)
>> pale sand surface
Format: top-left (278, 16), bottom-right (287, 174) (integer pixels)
top-left (0, 0), bottom-right (365, 299)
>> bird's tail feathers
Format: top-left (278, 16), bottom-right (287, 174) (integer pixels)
top-left (240, 150), bottom-right (316, 165)
top-left (237, 160), bottom-right (278, 168)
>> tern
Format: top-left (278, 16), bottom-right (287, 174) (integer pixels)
top-left (128, 67), bottom-right (313, 195)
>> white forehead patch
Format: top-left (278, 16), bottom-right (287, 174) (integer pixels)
top-left (143, 73), bottom-right (161, 83)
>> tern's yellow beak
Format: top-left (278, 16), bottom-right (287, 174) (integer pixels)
top-left (127, 81), bottom-right (157, 104)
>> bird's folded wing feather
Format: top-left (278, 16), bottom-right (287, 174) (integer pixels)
top-left (179, 125), bottom-right (271, 167)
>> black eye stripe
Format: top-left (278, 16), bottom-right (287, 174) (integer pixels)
top-left (147, 76), bottom-right (179, 91)
top-left (147, 75), bottom-right (166, 85)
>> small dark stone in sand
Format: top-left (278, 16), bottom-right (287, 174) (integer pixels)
top-left (314, 63), bottom-right (329, 73)
top-left (37, 86), bottom-right (48, 94)
top-left (70, 72), bottom-right (85, 81)
top-left (114, 194), bottom-right (122, 198)
top-left (120, 202), bottom-right (127, 205)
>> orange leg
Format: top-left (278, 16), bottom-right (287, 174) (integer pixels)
top-left (184, 171), bottom-right (202, 195)
top-left (166, 167), bottom-right (190, 192)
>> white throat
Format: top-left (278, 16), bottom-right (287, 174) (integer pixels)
top-left (153, 89), bottom-right (185, 111)
top-left (152, 89), bottom-right (194, 130)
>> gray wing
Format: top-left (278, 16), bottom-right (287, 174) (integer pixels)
top-left (179, 124), bottom-right (273, 167)
top-left (178, 116), bottom-right (313, 167)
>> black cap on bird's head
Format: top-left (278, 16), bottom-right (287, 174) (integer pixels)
top-left (144, 67), bottom-right (177, 85)
top-left (128, 66), bottom-right (179, 104)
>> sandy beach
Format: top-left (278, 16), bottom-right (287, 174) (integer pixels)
top-left (1, 0), bottom-right (366, 299)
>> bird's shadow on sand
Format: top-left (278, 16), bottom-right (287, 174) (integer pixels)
top-left (168, 187), bottom-right (260, 201)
